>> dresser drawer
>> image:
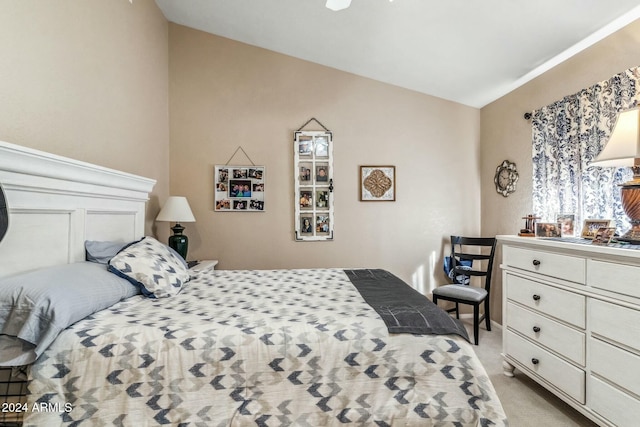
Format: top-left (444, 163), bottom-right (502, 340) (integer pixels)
top-left (503, 245), bottom-right (586, 284)
top-left (587, 259), bottom-right (640, 299)
top-left (590, 337), bottom-right (640, 397)
top-left (506, 274), bottom-right (586, 328)
top-left (506, 302), bottom-right (585, 365)
top-left (588, 376), bottom-right (640, 427)
top-left (505, 330), bottom-right (585, 403)
top-left (590, 299), bottom-right (640, 353)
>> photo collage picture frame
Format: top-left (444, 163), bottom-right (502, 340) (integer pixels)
top-left (214, 165), bottom-right (266, 212)
top-left (294, 130), bottom-right (334, 241)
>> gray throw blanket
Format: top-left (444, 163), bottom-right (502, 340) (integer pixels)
top-left (344, 269), bottom-right (470, 342)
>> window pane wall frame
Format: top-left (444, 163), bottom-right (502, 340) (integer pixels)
top-left (294, 130), bottom-right (334, 241)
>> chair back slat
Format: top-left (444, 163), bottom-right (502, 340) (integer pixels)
top-left (455, 253), bottom-right (492, 261)
top-left (452, 267), bottom-right (487, 277)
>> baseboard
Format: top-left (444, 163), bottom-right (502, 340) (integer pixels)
top-left (455, 313), bottom-right (503, 331)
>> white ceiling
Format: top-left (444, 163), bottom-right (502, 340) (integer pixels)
top-left (155, 0), bottom-right (640, 108)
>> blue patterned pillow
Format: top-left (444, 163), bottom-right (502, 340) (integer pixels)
top-left (108, 236), bottom-right (190, 298)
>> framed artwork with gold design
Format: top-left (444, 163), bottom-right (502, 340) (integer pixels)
top-left (360, 166), bottom-right (396, 201)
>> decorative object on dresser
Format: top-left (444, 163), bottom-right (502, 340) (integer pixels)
top-left (534, 222), bottom-right (560, 238)
top-left (360, 166), bottom-right (396, 201)
top-left (155, 196), bottom-right (196, 260)
top-left (0, 183), bottom-right (7, 243)
top-left (499, 235), bottom-right (640, 426)
top-left (590, 107), bottom-right (640, 243)
top-left (556, 213), bottom-right (575, 237)
top-left (591, 227), bottom-right (616, 245)
top-left (580, 218), bottom-right (611, 239)
top-left (494, 160), bottom-right (518, 197)
top-left (518, 214), bottom-right (540, 237)
top-left (432, 236), bottom-right (497, 345)
top-left (294, 118), bottom-right (334, 241)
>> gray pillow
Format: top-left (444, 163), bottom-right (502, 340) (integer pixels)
top-left (0, 262), bottom-right (139, 366)
top-left (85, 240), bottom-right (127, 264)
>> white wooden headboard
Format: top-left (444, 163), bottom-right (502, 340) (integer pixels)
top-left (0, 141), bottom-right (156, 278)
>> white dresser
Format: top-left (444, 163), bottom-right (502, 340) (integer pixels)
top-left (499, 236), bottom-right (640, 427)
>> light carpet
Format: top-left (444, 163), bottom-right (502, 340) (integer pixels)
top-left (465, 320), bottom-right (598, 427)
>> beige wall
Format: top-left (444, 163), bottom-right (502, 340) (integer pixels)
top-left (480, 18), bottom-right (640, 323)
top-left (168, 24), bottom-right (481, 292)
top-left (0, 0), bottom-right (170, 233)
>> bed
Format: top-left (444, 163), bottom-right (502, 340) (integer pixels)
top-left (0, 141), bottom-right (508, 426)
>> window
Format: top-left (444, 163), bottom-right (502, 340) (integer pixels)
top-left (531, 67), bottom-right (639, 235)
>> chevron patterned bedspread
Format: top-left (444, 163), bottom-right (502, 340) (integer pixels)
top-left (25, 268), bottom-right (508, 426)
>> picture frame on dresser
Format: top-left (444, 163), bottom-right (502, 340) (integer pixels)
top-left (556, 213), bottom-right (575, 237)
top-left (535, 222), bottom-right (561, 238)
top-left (591, 227), bottom-right (616, 245)
top-left (580, 219), bottom-right (611, 239)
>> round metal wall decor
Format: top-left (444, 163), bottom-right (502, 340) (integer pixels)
top-left (494, 160), bottom-right (518, 197)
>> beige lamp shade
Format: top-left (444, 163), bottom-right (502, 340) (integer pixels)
top-left (156, 196), bottom-right (195, 223)
top-left (591, 108), bottom-right (640, 168)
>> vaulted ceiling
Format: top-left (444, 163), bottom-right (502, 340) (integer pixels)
top-left (155, 0), bottom-right (640, 108)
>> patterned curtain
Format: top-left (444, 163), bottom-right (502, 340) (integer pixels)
top-left (532, 67), bottom-right (640, 235)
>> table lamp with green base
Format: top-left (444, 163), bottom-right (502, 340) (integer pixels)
top-left (155, 196), bottom-right (195, 260)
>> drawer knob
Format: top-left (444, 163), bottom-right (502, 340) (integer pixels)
top-left (532, 294), bottom-right (541, 301)
top-left (532, 259), bottom-right (541, 266)
top-left (531, 358), bottom-right (539, 365)
top-left (533, 326), bottom-right (541, 333)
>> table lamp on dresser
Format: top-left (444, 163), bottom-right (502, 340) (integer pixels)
top-left (591, 107), bottom-right (640, 243)
top-left (155, 196), bottom-right (195, 260)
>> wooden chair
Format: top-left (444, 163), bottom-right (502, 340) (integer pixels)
top-left (432, 236), bottom-right (497, 345)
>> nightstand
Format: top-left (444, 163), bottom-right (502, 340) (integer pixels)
top-left (188, 260), bottom-right (218, 273)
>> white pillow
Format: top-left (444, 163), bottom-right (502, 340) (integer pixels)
top-left (108, 236), bottom-right (190, 298)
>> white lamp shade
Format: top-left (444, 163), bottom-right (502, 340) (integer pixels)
top-left (326, 0), bottom-right (351, 11)
top-left (156, 196), bottom-right (195, 222)
top-left (592, 108), bottom-right (640, 167)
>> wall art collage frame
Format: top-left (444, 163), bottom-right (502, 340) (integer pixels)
top-left (214, 165), bottom-right (266, 212)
